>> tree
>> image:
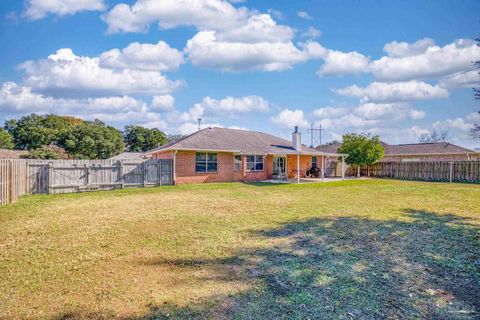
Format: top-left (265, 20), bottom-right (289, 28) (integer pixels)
top-left (167, 134), bottom-right (187, 143)
top-left (337, 133), bottom-right (384, 177)
top-left (0, 128), bottom-right (14, 149)
top-left (124, 125), bottom-right (167, 152)
top-left (418, 129), bottom-right (449, 143)
top-left (58, 120), bottom-right (125, 159)
top-left (4, 114), bottom-right (83, 150)
top-left (21, 145), bottom-right (70, 160)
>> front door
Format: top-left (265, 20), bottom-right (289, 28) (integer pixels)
top-left (273, 157), bottom-right (286, 179)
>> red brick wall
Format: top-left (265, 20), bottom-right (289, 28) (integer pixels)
top-left (150, 151), bottom-right (273, 184)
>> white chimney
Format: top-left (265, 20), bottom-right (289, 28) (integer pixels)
top-left (292, 126), bottom-right (301, 151)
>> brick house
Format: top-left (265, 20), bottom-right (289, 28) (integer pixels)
top-left (147, 127), bottom-right (346, 184)
top-left (317, 141), bottom-right (480, 162)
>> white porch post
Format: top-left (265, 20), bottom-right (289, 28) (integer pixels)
top-left (341, 156), bottom-right (345, 180)
top-left (296, 154), bottom-right (300, 183)
top-left (321, 156), bottom-right (325, 182)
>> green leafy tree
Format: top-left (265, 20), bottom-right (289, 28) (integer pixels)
top-left (167, 134), bottom-right (186, 143)
top-left (124, 125), bottom-right (167, 152)
top-left (0, 128), bottom-right (14, 149)
top-left (4, 114), bottom-right (83, 150)
top-left (21, 146), bottom-right (70, 160)
top-left (58, 120), bottom-right (125, 159)
top-left (338, 133), bottom-right (384, 177)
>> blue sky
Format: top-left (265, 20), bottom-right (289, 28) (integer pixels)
top-left (0, 0), bottom-right (479, 148)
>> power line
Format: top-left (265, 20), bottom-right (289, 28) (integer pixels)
top-left (308, 123), bottom-right (325, 148)
top-left (442, 65), bottom-right (480, 79)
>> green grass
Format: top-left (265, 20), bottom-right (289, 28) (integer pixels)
top-left (0, 179), bottom-right (479, 319)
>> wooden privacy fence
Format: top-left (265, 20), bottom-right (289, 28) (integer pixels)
top-left (0, 159), bottom-right (28, 206)
top-left (358, 161), bottom-right (480, 183)
top-left (0, 159), bottom-right (173, 205)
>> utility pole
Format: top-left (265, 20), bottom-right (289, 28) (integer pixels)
top-left (197, 118), bottom-right (202, 131)
top-left (308, 123), bottom-right (325, 148)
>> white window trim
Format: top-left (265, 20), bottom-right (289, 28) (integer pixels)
top-left (233, 155), bottom-right (242, 172)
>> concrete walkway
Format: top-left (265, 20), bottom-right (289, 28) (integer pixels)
top-left (261, 177), bottom-right (361, 184)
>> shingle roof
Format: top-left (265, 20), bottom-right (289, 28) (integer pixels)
top-left (316, 141), bottom-right (476, 155)
top-left (148, 127), bottom-right (341, 155)
top-left (0, 149), bottom-right (28, 159)
top-left (109, 152), bottom-right (147, 160)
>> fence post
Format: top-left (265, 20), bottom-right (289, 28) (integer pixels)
top-left (85, 164), bottom-right (90, 190)
top-left (7, 160), bottom-right (12, 204)
top-left (449, 162), bottom-right (453, 183)
top-left (143, 162), bottom-right (147, 187)
top-left (47, 163), bottom-right (53, 194)
top-left (120, 161), bottom-right (124, 189)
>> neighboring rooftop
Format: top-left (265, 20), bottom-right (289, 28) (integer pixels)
top-left (0, 149), bottom-right (28, 159)
top-left (148, 127), bottom-right (342, 155)
top-left (317, 141), bottom-right (477, 155)
top-left (109, 152), bottom-right (147, 160)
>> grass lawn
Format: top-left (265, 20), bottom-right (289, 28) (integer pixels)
top-left (1, 179), bottom-right (479, 319)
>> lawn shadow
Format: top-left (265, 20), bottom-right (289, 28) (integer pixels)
top-left (55, 210), bottom-right (480, 320)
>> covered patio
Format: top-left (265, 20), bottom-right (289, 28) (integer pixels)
top-left (268, 150), bottom-right (348, 184)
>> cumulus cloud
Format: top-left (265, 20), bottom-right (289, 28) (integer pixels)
top-left (24, 0), bottom-right (105, 19)
top-left (334, 80), bottom-right (448, 102)
top-left (99, 41), bottom-right (184, 72)
top-left (318, 49), bottom-right (370, 76)
top-left (297, 11), bottom-right (312, 19)
top-left (353, 103), bottom-right (425, 120)
top-left (185, 31), bottom-right (324, 71)
top-left (151, 95), bottom-right (175, 111)
top-left (103, 0), bottom-right (251, 33)
top-left (383, 38), bottom-right (436, 58)
top-left (197, 95), bottom-right (269, 113)
top-left (313, 106), bottom-right (348, 118)
top-left (302, 26), bottom-right (321, 39)
top-left (19, 48), bottom-right (183, 96)
top-left (369, 39), bottom-right (480, 81)
top-left (438, 69), bottom-right (480, 89)
top-left (104, 0), bottom-right (327, 72)
top-left (271, 109), bottom-right (308, 129)
top-left (0, 82), bottom-right (148, 118)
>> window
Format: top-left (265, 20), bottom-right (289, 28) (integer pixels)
top-left (246, 155), bottom-right (264, 171)
top-left (312, 156), bottom-right (317, 167)
top-left (196, 152), bottom-right (217, 173)
top-left (234, 155), bottom-right (242, 172)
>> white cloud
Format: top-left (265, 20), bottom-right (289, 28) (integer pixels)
top-left (353, 103), bottom-right (425, 120)
top-left (24, 0), bottom-right (105, 19)
top-left (383, 38), bottom-right (436, 58)
top-left (19, 48), bottom-right (183, 96)
top-left (0, 81), bottom-right (155, 122)
top-left (438, 69), bottom-right (480, 89)
top-left (313, 106), bottom-right (348, 118)
top-left (198, 95), bottom-right (269, 113)
top-left (271, 109), bottom-right (308, 129)
top-left (318, 49), bottom-right (370, 76)
top-left (335, 80), bottom-right (448, 102)
top-left (297, 11), bottom-right (312, 19)
top-left (369, 39), bottom-right (480, 81)
top-left (103, 0), bottom-right (251, 34)
top-left (99, 41), bottom-right (184, 72)
top-left (215, 14), bottom-right (294, 43)
top-left (151, 95), bottom-right (175, 111)
top-left (302, 26), bottom-right (321, 39)
top-left (185, 31), bottom-right (324, 71)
